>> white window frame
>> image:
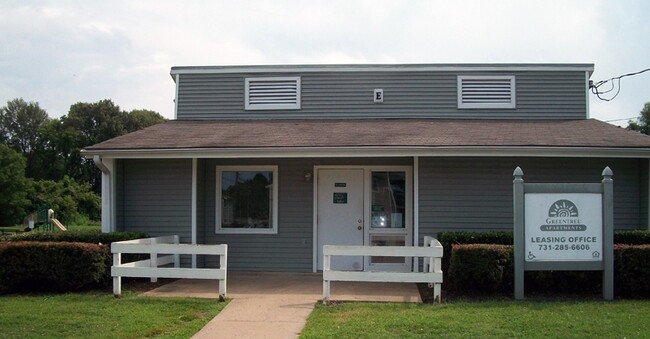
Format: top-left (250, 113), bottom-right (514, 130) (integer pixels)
top-left (245, 76), bottom-right (301, 110)
top-left (216, 165), bottom-right (279, 234)
top-left (457, 75), bottom-right (516, 109)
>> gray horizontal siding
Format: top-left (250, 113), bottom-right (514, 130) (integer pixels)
top-left (418, 157), bottom-right (644, 242)
top-left (202, 158), bottom-right (313, 271)
top-left (176, 71), bottom-right (587, 120)
top-left (201, 157), bottom-right (411, 272)
top-left (114, 156), bottom-right (644, 271)
top-left (117, 159), bottom-right (192, 243)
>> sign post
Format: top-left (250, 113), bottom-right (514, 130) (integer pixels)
top-left (513, 167), bottom-right (614, 300)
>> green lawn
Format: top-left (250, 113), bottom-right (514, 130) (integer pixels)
top-left (0, 292), bottom-right (226, 338)
top-left (301, 299), bottom-right (650, 338)
top-left (0, 225), bottom-right (25, 234)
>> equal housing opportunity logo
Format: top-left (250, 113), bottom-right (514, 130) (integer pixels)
top-left (541, 199), bottom-right (587, 232)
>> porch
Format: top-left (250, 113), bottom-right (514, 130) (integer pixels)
top-left (144, 271), bottom-right (421, 303)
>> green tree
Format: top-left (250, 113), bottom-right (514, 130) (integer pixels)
top-left (28, 176), bottom-right (100, 223)
top-left (0, 99), bottom-right (51, 179)
top-left (0, 98), bottom-right (49, 154)
top-left (56, 100), bottom-right (166, 193)
top-left (0, 144), bottom-right (30, 226)
top-left (124, 109), bottom-right (166, 131)
top-left (627, 102), bottom-right (650, 135)
top-left (59, 100), bottom-right (126, 192)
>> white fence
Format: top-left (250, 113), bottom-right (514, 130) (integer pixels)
top-left (111, 235), bottom-right (228, 298)
top-left (322, 240), bottom-right (443, 304)
top-left (422, 235), bottom-right (441, 273)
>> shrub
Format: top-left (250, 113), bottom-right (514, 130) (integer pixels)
top-left (615, 244), bottom-right (650, 298)
top-left (1, 230), bottom-right (148, 290)
top-left (4, 229), bottom-right (147, 245)
top-left (614, 230), bottom-right (650, 245)
top-left (27, 176), bottom-right (101, 223)
top-left (436, 230), bottom-right (650, 273)
top-left (447, 244), bottom-right (513, 294)
top-left (446, 241), bottom-right (650, 297)
top-left (524, 270), bottom-right (601, 295)
top-left (0, 241), bottom-right (108, 293)
top-left (437, 231), bottom-right (513, 272)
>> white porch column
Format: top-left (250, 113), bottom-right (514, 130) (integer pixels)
top-left (94, 156), bottom-right (114, 233)
top-left (413, 156), bottom-right (420, 272)
top-left (191, 158), bottom-right (198, 268)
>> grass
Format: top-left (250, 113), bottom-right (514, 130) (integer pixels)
top-left (300, 299), bottom-right (650, 338)
top-left (0, 291), bottom-right (227, 338)
top-left (63, 215), bottom-right (101, 232)
top-left (0, 215), bottom-right (100, 234)
top-left (0, 225), bottom-right (25, 234)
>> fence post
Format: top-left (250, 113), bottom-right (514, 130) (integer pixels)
top-left (433, 255), bottom-right (442, 303)
top-left (150, 237), bottom-right (158, 283)
top-left (322, 249), bottom-right (331, 304)
top-left (219, 244), bottom-right (228, 299)
top-left (113, 251), bottom-right (122, 296)
top-left (173, 235), bottom-right (180, 268)
top-left (513, 167), bottom-right (525, 300)
top-left (423, 236), bottom-right (432, 273)
top-left (602, 167), bottom-right (614, 300)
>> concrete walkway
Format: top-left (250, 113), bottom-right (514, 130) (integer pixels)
top-left (144, 272), bottom-right (421, 339)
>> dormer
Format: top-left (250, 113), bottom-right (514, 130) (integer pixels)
top-left (170, 64), bottom-right (593, 120)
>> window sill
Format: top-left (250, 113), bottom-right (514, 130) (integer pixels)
top-left (215, 228), bottom-right (278, 235)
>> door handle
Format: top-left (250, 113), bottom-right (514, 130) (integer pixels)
top-left (357, 225), bottom-right (362, 230)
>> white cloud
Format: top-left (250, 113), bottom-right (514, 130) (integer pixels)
top-left (0, 0), bottom-right (648, 121)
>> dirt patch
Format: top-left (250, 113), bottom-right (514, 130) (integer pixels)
top-left (417, 283), bottom-right (435, 303)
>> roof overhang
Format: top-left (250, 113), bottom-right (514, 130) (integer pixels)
top-left (82, 146), bottom-right (650, 160)
top-left (170, 63), bottom-right (595, 81)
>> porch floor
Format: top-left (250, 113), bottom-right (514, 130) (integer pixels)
top-left (144, 271), bottom-right (421, 339)
top-left (144, 271), bottom-right (421, 302)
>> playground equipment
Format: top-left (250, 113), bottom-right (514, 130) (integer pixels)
top-left (24, 204), bottom-right (67, 232)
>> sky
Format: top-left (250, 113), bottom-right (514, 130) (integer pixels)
top-left (1, 0), bottom-right (649, 126)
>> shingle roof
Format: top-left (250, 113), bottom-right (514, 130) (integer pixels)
top-left (84, 119), bottom-right (650, 152)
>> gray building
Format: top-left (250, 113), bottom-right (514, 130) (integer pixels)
top-left (83, 64), bottom-right (650, 272)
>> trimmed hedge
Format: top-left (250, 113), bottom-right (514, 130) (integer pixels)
top-left (447, 243), bottom-right (650, 297)
top-left (2, 230), bottom-right (148, 245)
top-left (447, 244), bottom-right (513, 294)
top-left (437, 230), bottom-right (650, 272)
top-left (437, 231), bottom-right (513, 272)
top-left (615, 244), bottom-right (650, 297)
top-left (614, 230), bottom-right (650, 245)
top-left (0, 241), bottom-right (108, 293)
top-left (0, 231), bottom-right (148, 293)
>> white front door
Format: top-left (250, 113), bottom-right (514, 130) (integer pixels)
top-left (317, 169), bottom-right (364, 271)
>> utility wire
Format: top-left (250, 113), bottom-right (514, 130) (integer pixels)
top-left (604, 117), bottom-right (638, 123)
top-left (590, 67), bottom-right (650, 101)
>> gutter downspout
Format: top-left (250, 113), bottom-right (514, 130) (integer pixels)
top-left (94, 155), bottom-right (113, 233)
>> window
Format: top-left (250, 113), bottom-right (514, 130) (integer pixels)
top-left (216, 166), bottom-right (278, 234)
top-left (245, 77), bottom-right (301, 110)
top-left (371, 171), bottom-right (406, 229)
top-left (457, 75), bottom-right (516, 109)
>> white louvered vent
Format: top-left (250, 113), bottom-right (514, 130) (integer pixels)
top-left (457, 75), bottom-right (516, 109)
top-left (245, 77), bottom-right (301, 110)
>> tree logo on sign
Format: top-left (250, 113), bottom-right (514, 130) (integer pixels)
top-left (541, 199), bottom-right (586, 232)
top-left (548, 199), bottom-right (578, 218)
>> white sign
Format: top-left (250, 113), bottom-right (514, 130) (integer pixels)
top-left (524, 193), bottom-right (602, 262)
top-left (373, 89), bottom-right (383, 103)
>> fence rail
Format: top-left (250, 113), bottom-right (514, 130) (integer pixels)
top-left (111, 235), bottom-right (228, 298)
top-left (322, 240), bottom-right (443, 304)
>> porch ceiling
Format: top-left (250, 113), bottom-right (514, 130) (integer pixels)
top-left (82, 118), bottom-right (650, 158)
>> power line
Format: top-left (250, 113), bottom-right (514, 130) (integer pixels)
top-left (604, 117), bottom-right (638, 123)
top-left (590, 67), bottom-right (650, 101)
